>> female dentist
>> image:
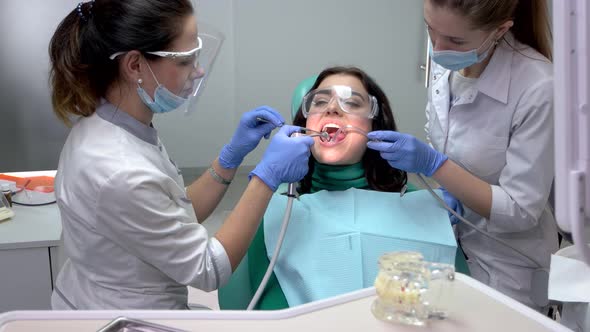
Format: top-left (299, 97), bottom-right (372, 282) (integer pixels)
top-left (48, 0), bottom-right (313, 309)
top-left (367, 0), bottom-right (557, 310)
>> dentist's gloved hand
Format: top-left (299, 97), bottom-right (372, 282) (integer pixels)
top-left (219, 106), bottom-right (285, 169)
top-left (250, 125), bottom-right (314, 192)
top-left (366, 131), bottom-right (448, 176)
top-left (440, 187), bottom-right (464, 225)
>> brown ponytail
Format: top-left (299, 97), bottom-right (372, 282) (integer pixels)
top-left (511, 0), bottom-right (552, 60)
top-left (49, 2), bottom-right (98, 127)
top-left (428, 0), bottom-right (552, 61)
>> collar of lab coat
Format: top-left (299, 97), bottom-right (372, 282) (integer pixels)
top-left (96, 98), bottom-right (159, 146)
top-left (475, 32), bottom-right (516, 104)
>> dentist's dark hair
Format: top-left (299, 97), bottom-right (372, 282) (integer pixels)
top-left (293, 66), bottom-right (408, 194)
top-left (427, 0), bottom-right (552, 61)
top-left (49, 0), bottom-right (194, 126)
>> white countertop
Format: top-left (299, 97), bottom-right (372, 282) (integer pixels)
top-left (0, 203), bottom-right (61, 250)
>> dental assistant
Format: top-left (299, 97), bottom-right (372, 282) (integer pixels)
top-left (367, 0), bottom-right (557, 310)
top-left (48, 0), bottom-right (313, 310)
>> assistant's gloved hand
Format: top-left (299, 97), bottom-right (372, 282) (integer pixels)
top-left (366, 131), bottom-right (448, 176)
top-left (219, 106), bottom-right (285, 169)
top-left (440, 187), bottom-right (464, 225)
top-left (250, 125), bottom-right (314, 191)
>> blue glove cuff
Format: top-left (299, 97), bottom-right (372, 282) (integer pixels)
top-left (219, 144), bottom-right (243, 169)
top-left (425, 152), bottom-right (448, 177)
top-left (450, 203), bottom-right (463, 225)
top-left (249, 165), bottom-right (280, 192)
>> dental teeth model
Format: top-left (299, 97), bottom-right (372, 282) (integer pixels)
top-left (374, 270), bottom-right (422, 307)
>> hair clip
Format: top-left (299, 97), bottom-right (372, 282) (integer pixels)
top-left (76, 1), bottom-right (94, 22)
top-left (76, 3), bottom-right (86, 21)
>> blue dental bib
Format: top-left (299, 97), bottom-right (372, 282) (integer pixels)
top-left (263, 188), bottom-right (457, 307)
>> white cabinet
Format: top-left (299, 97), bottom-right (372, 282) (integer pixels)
top-left (0, 247), bottom-right (53, 311)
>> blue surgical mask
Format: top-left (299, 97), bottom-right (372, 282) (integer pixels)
top-left (429, 33), bottom-right (496, 71)
top-left (137, 63), bottom-right (188, 114)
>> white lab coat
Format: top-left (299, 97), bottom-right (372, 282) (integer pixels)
top-left (51, 101), bottom-right (231, 310)
top-left (425, 33), bottom-right (558, 309)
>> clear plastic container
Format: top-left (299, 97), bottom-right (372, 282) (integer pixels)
top-left (371, 251), bottom-right (455, 326)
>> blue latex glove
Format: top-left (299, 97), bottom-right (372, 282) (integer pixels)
top-left (366, 131), bottom-right (448, 177)
top-left (219, 106), bottom-right (285, 169)
top-left (250, 125), bottom-right (314, 191)
top-left (440, 187), bottom-right (464, 225)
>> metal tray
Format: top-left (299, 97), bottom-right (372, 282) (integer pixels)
top-left (97, 317), bottom-right (188, 332)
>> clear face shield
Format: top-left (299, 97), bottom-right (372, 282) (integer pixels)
top-left (109, 24), bottom-right (224, 115)
top-left (179, 25), bottom-right (224, 115)
top-left (301, 85), bottom-right (379, 119)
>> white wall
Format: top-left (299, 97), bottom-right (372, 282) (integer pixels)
top-left (155, 0), bottom-right (428, 168)
top-left (0, 0), bottom-right (78, 171)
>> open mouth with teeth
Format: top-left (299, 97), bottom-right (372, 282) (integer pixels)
top-left (320, 123), bottom-right (346, 143)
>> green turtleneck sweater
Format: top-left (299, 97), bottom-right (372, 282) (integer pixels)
top-left (218, 162), bottom-right (468, 310)
top-left (309, 162), bottom-right (369, 193)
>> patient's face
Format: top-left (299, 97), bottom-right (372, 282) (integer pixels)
top-left (306, 74), bottom-right (372, 165)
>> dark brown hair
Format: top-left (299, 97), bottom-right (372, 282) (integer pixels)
top-left (428, 0), bottom-right (552, 60)
top-left (48, 0), bottom-right (194, 126)
top-left (293, 66), bottom-right (407, 194)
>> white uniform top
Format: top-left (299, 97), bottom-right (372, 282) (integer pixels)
top-left (425, 33), bottom-right (558, 309)
top-left (51, 101), bottom-right (231, 310)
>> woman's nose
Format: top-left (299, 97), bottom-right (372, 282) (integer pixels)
top-left (430, 38), bottom-right (441, 51)
top-left (429, 34), bottom-right (445, 52)
top-left (191, 65), bottom-right (205, 80)
top-left (325, 98), bottom-right (343, 115)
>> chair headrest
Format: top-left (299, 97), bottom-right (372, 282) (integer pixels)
top-left (290, 75), bottom-right (318, 121)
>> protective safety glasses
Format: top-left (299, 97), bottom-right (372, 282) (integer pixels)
top-left (301, 85), bottom-right (379, 119)
top-left (109, 37), bottom-right (202, 62)
top-left (148, 36), bottom-right (203, 59)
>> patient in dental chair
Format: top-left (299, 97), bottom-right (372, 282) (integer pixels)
top-left (219, 66), bottom-right (467, 310)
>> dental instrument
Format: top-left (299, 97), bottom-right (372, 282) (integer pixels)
top-left (331, 124), bottom-right (372, 141)
top-left (255, 117), bottom-right (330, 141)
top-left (247, 177), bottom-right (296, 310)
top-left (324, 125), bottom-right (382, 143)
